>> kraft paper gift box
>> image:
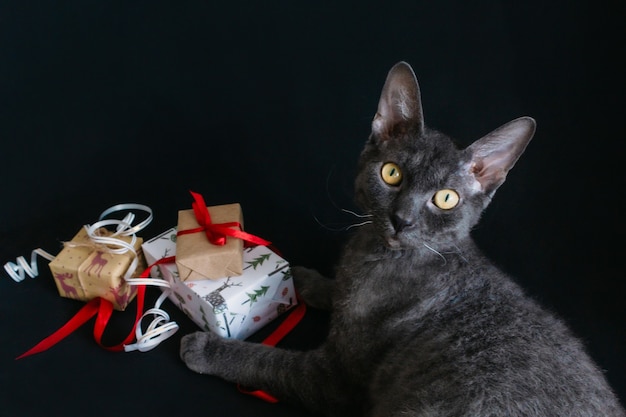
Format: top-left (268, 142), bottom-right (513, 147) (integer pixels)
top-left (48, 227), bottom-right (146, 311)
top-left (176, 203), bottom-right (244, 281)
top-left (142, 228), bottom-right (298, 339)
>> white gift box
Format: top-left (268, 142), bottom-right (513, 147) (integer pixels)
top-left (142, 228), bottom-right (297, 339)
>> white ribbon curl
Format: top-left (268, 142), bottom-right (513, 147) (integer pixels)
top-left (4, 248), bottom-right (56, 282)
top-left (92, 203), bottom-right (179, 351)
top-left (4, 203), bottom-right (178, 352)
top-left (123, 290), bottom-right (179, 352)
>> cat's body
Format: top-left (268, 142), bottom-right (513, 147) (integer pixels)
top-left (180, 62), bottom-right (625, 416)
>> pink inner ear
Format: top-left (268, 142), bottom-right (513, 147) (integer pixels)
top-left (372, 112), bottom-right (389, 139)
top-left (471, 159), bottom-right (506, 194)
top-left (470, 161), bottom-right (488, 190)
top-left (471, 161), bottom-right (483, 176)
top-left (466, 117), bottom-right (536, 195)
top-left (371, 62), bottom-right (424, 141)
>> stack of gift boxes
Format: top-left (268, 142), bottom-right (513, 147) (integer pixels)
top-left (141, 202), bottom-right (297, 340)
top-left (49, 198), bottom-right (297, 341)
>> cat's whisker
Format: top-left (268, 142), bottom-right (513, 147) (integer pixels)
top-left (423, 242), bottom-right (447, 265)
top-left (450, 244), bottom-right (469, 263)
top-left (341, 208), bottom-right (373, 218)
top-left (313, 215), bottom-right (372, 232)
top-left (312, 215), bottom-right (345, 232)
top-left (345, 220), bottom-right (373, 230)
top-left (437, 245), bottom-right (469, 264)
top-left (322, 164), bottom-right (373, 220)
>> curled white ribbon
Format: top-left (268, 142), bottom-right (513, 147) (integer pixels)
top-left (86, 204), bottom-right (153, 280)
top-left (92, 204), bottom-right (179, 352)
top-left (124, 290), bottom-right (179, 352)
top-left (4, 248), bottom-right (56, 282)
top-left (4, 202), bottom-right (178, 353)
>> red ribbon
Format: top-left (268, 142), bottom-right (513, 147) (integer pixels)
top-left (237, 293), bottom-right (307, 403)
top-left (16, 288), bottom-right (145, 359)
top-left (17, 226), bottom-right (304, 407)
top-left (177, 191), bottom-right (271, 247)
top-left (15, 257), bottom-right (175, 360)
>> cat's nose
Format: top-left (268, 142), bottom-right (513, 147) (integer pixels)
top-left (391, 213), bottom-right (415, 233)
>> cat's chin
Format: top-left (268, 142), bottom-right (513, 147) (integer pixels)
top-left (382, 233), bottom-right (424, 252)
top-left (384, 236), bottom-right (406, 250)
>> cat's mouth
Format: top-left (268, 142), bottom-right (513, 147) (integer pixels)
top-left (381, 219), bottom-right (415, 250)
top-left (385, 239), bottom-right (402, 250)
top-left (383, 233), bottom-right (407, 250)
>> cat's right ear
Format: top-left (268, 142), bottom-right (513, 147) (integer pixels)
top-left (372, 62), bottom-right (425, 141)
top-left (466, 117), bottom-right (536, 197)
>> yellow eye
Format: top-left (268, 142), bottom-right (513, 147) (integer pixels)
top-left (433, 189), bottom-right (460, 210)
top-left (381, 162), bottom-right (402, 185)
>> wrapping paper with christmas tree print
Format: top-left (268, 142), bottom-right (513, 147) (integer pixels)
top-left (176, 203), bottom-right (244, 281)
top-left (48, 227), bottom-right (146, 311)
top-left (142, 228), bottom-right (297, 339)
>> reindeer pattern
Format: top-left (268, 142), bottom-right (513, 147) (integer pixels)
top-left (48, 225), bottom-right (143, 308)
top-left (202, 277), bottom-right (242, 314)
top-left (109, 283), bottom-right (136, 309)
top-left (84, 251), bottom-right (108, 277)
top-left (55, 272), bottom-right (79, 298)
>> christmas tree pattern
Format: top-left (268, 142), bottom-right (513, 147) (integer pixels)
top-left (242, 285), bottom-right (270, 307)
top-left (281, 269), bottom-right (292, 281)
top-left (244, 253), bottom-right (271, 270)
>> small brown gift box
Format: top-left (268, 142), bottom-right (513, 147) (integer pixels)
top-left (48, 227), bottom-right (146, 311)
top-left (175, 203), bottom-right (244, 281)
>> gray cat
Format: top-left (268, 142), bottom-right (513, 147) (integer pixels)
top-left (180, 62), bottom-right (625, 417)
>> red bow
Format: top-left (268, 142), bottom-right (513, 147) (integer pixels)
top-left (177, 191), bottom-right (271, 247)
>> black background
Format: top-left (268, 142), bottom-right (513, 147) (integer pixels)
top-left (1, 1), bottom-right (624, 416)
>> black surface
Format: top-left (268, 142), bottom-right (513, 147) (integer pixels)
top-left (1, 1), bottom-right (624, 416)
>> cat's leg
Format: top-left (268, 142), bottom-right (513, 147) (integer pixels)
top-left (180, 331), bottom-right (348, 416)
top-left (291, 266), bottom-right (335, 310)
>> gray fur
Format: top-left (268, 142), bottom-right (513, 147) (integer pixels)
top-left (180, 62), bottom-right (625, 416)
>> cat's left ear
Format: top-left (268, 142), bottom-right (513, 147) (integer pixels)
top-left (466, 117), bottom-right (536, 197)
top-left (372, 61), bottom-right (424, 141)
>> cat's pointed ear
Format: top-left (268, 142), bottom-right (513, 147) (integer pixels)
top-left (372, 61), bottom-right (424, 141)
top-left (466, 117), bottom-right (536, 197)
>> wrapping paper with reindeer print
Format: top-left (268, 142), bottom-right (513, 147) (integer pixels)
top-left (142, 228), bottom-right (297, 339)
top-left (48, 227), bottom-right (146, 311)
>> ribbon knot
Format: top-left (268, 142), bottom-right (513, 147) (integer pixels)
top-left (177, 191), bottom-right (271, 247)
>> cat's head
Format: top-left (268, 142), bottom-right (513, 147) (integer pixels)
top-left (355, 62), bottom-right (536, 251)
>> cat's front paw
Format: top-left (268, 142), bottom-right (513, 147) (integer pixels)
top-left (179, 331), bottom-right (220, 375)
top-left (291, 266), bottom-right (334, 311)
